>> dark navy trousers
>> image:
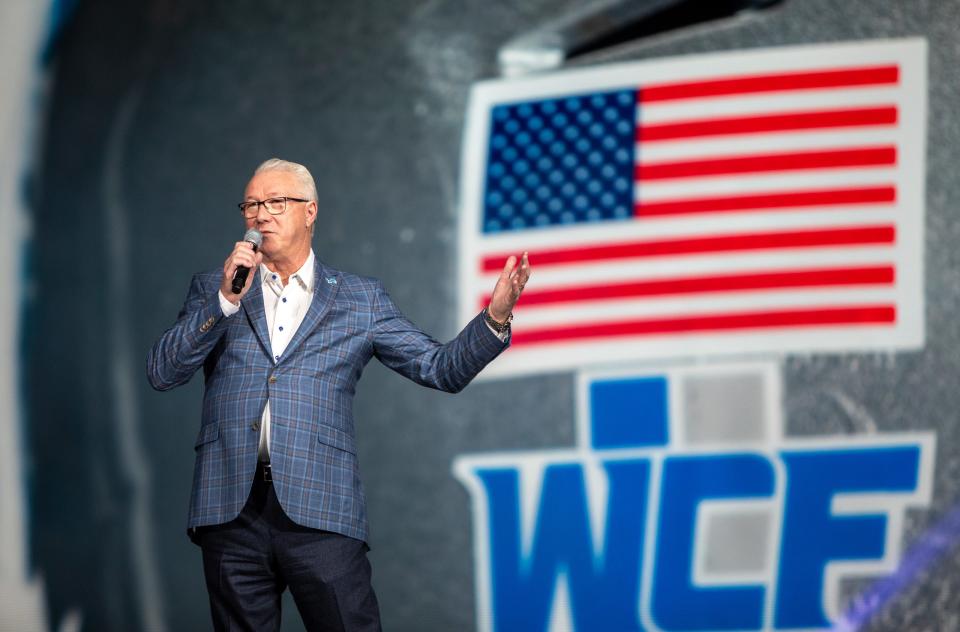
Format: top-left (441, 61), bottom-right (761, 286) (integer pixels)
top-left (192, 463), bottom-right (382, 631)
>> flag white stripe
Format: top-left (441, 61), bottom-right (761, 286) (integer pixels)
top-left (475, 247), bottom-right (897, 289)
top-left (474, 209), bottom-right (899, 253)
top-left (637, 87), bottom-right (903, 123)
top-left (637, 129), bottom-right (901, 163)
top-left (635, 168), bottom-right (897, 201)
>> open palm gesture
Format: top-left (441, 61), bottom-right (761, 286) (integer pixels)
top-left (488, 252), bottom-right (531, 323)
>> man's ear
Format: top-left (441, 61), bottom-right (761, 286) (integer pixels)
top-left (306, 200), bottom-right (318, 228)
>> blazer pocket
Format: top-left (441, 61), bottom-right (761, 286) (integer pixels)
top-left (317, 424), bottom-right (356, 455)
top-left (194, 423), bottom-right (220, 450)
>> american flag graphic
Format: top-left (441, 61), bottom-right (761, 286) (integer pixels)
top-left (458, 39), bottom-right (926, 378)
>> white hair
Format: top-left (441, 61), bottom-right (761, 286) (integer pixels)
top-left (253, 158), bottom-right (318, 201)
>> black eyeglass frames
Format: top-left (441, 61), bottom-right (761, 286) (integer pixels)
top-left (238, 197), bottom-right (309, 218)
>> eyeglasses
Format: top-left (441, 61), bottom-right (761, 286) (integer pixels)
top-left (238, 196), bottom-right (309, 218)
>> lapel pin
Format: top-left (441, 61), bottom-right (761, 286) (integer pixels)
top-left (326, 277), bottom-right (337, 285)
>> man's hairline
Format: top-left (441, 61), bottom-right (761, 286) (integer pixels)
top-left (251, 158), bottom-right (318, 202)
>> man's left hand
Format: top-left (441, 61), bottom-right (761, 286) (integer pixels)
top-left (488, 252), bottom-right (531, 324)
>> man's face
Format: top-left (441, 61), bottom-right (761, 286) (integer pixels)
top-left (243, 170), bottom-right (317, 261)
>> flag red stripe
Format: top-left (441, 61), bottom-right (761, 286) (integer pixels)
top-left (636, 146), bottom-right (896, 180)
top-left (480, 266), bottom-right (894, 308)
top-left (479, 224), bottom-right (895, 272)
top-left (509, 306), bottom-right (897, 346)
top-left (639, 65), bottom-right (899, 103)
top-left (638, 106), bottom-right (898, 142)
top-left (636, 185), bottom-right (896, 217)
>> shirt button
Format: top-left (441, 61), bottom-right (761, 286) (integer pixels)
top-left (278, 326), bottom-right (284, 331)
top-left (275, 355), bottom-right (280, 361)
top-left (282, 298), bottom-right (287, 303)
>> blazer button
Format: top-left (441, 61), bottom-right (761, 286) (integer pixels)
top-left (268, 375), bottom-right (278, 384)
top-left (251, 421), bottom-right (260, 431)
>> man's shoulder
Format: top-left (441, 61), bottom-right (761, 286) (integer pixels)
top-left (317, 263), bottom-right (382, 298)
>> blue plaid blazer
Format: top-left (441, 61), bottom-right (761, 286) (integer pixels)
top-left (147, 257), bottom-right (508, 542)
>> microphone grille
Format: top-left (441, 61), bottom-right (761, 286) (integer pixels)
top-left (243, 228), bottom-right (263, 248)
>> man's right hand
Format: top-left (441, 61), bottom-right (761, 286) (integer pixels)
top-left (221, 241), bottom-right (263, 304)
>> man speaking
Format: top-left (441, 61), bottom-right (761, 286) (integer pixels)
top-left (147, 158), bottom-right (530, 631)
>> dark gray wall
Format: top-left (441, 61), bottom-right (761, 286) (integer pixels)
top-left (26, 0), bottom-right (960, 630)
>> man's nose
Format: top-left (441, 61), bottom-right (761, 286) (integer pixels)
top-left (255, 203), bottom-right (273, 223)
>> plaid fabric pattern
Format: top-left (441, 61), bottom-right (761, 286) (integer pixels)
top-left (148, 258), bottom-right (508, 542)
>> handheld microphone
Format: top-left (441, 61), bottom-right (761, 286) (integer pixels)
top-left (231, 228), bottom-right (263, 294)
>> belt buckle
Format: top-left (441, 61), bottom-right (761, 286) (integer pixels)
top-left (261, 463), bottom-right (272, 483)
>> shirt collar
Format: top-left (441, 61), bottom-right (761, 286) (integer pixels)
top-left (260, 249), bottom-right (315, 293)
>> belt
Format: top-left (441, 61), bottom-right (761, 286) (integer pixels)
top-left (259, 461), bottom-right (272, 483)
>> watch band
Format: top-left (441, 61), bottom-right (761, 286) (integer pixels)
top-left (483, 307), bottom-right (513, 333)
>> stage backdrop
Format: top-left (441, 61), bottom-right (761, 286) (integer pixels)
top-left (19, 0), bottom-right (960, 631)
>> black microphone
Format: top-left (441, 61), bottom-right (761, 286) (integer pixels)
top-left (231, 228), bottom-right (263, 294)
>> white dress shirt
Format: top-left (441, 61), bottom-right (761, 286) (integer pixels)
top-left (219, 250), bottom-right (316, 462)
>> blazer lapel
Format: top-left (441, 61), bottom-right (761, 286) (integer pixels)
top-left (280, 257), bottom-right (340, 361)
top-left (241, 271), bottom-right (272, 356)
